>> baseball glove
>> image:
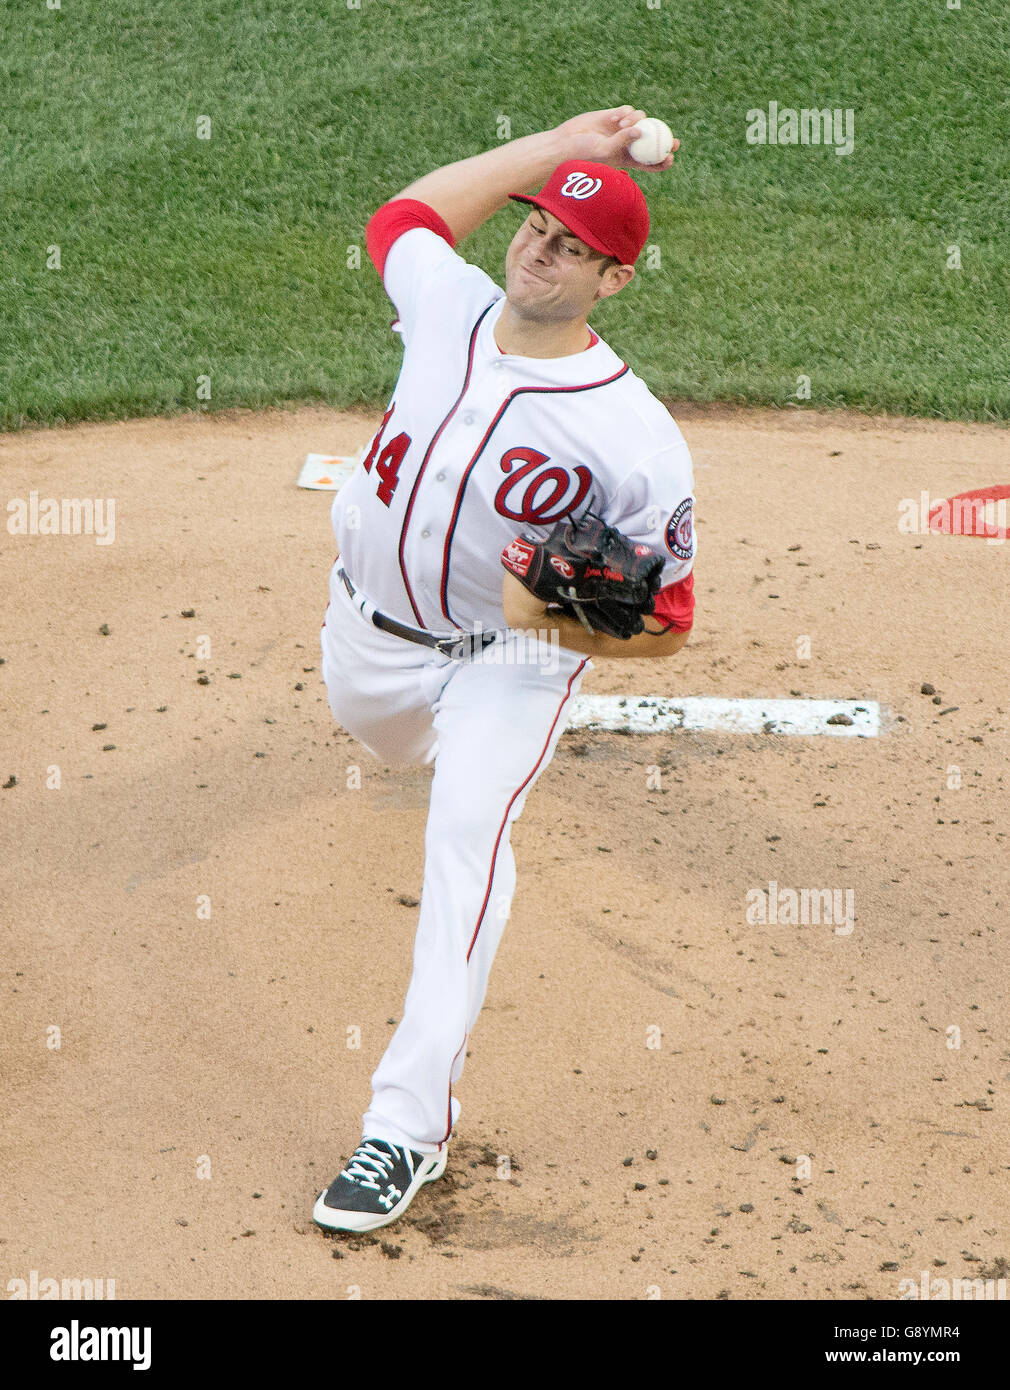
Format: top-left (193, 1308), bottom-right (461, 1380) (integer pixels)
top-left (501, 511), bottom-right (665, 640)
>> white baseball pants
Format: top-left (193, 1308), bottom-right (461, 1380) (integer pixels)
top-left (320, 563), bottom-right (589, 1153)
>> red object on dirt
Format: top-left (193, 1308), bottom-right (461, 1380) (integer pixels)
top-left (928, 485), bottom-right (1010, 539)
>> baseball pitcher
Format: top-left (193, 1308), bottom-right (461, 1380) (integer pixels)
top-left (314, 107), bottom-right (696, 1232)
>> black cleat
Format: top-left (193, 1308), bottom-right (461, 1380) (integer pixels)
top-left (313, 1138), bottom-right (448, 1232)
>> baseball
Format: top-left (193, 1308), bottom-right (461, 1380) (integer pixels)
top-left (627, 116), bottom-right (675, 165)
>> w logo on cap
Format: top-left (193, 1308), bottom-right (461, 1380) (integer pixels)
top-left (560, 171), bottom-right (603, 200)
top-left (508, 160), bottom-right (649, 265)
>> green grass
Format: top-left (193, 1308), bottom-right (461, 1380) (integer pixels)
top-left (2, 0), bottom-right (1008, 428)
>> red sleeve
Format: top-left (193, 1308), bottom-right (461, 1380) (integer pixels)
top-left (365, 199), bottom-right (456, 278)
top-left (651, 571), bottom-right (695, 632)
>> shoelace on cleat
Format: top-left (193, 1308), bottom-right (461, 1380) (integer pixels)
top-left (339, 1140), bottom-right (414, 1190)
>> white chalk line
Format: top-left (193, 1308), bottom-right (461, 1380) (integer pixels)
top-left (567, 695), bottom-right (880, 738)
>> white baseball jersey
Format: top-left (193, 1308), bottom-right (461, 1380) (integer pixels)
top-left (331, 211), bottom-right (696, 635)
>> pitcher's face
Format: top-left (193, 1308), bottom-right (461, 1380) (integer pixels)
top-left (504, 208), bottom-right (633, 322)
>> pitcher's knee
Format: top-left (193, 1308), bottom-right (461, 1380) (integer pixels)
top-left (426, 790), bottom-right (516, 857)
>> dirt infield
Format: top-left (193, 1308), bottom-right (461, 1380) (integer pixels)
top-left (2, 403), bottom-right (1007, 1301)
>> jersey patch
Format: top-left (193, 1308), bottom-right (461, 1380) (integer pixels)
top-left (665, 499), bottom-right (694, 560)
top-left (502, 538), bottom-right (536, 577)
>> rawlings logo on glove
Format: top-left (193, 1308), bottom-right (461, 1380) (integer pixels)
top-left (502, 538), bottom-right (536, 575)
top-left (501, 510), bottom-right (665, 640)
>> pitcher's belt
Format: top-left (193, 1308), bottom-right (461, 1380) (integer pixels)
top-left (338, 568), bottom-right (497, 661)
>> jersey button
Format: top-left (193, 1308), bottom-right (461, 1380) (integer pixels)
top-left (421, 528), bottom-right (431, 538)
top-left (462, 412), bottom-right (475, 425)
top-left (436, 472), bottom-right (446, 482)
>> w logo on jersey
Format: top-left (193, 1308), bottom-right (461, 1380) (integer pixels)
top-left (560, 171), bottom-right (602, 200)
top-left (494, 447), bottom-right (594, 525)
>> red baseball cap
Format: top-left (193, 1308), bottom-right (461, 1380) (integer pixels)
top-left (509, 160), bottom-right (650, 266)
